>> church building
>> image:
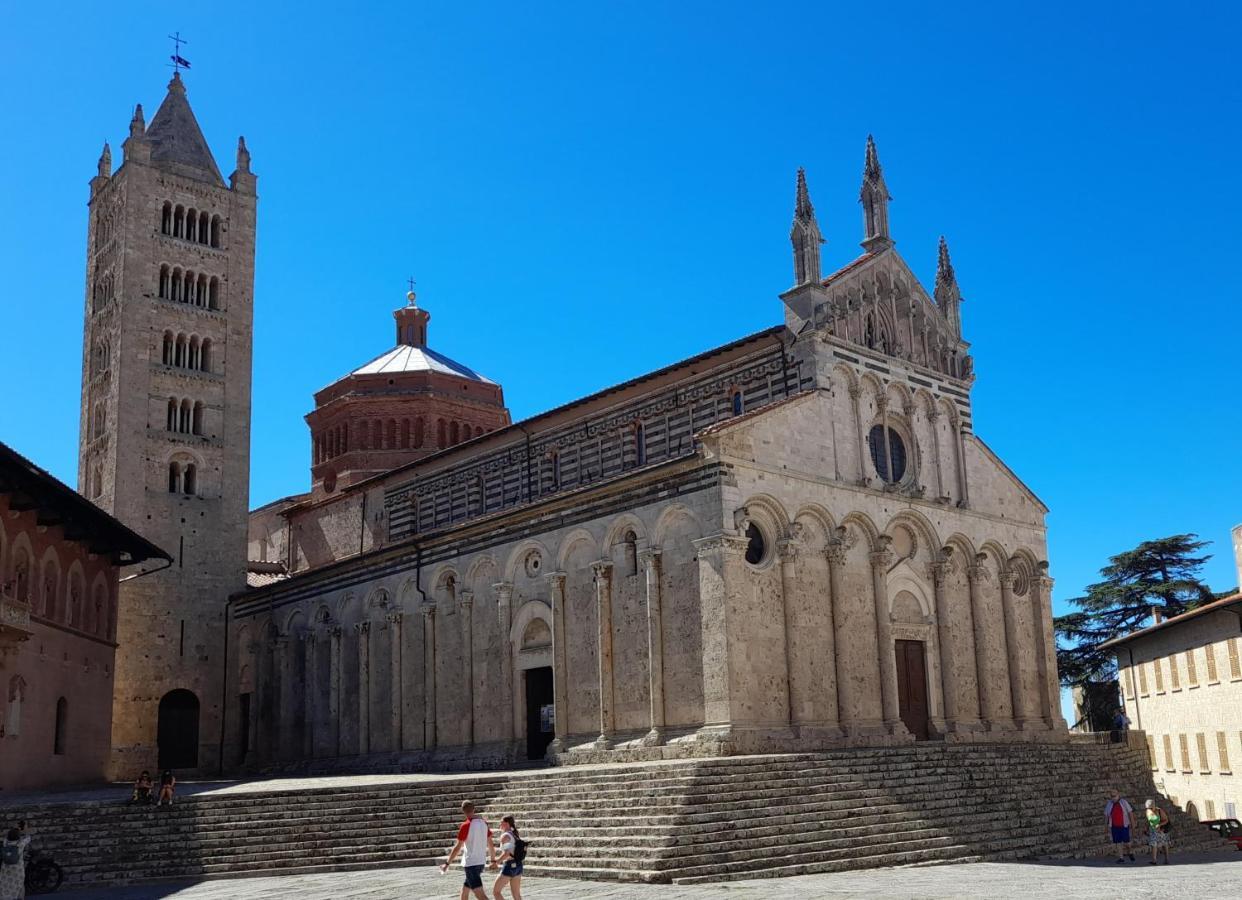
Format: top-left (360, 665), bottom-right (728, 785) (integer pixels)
top-left (225, 137), bottom-right (1067, 769)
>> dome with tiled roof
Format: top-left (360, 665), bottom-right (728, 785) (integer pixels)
top-left (305, 289), bottom-right (510, 496)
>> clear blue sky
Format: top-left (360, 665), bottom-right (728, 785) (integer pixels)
top-left (2, 0), bottom-right (1239, 625)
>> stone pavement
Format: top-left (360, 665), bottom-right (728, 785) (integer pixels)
top-left (62, 852), bottom-right (1242, 899)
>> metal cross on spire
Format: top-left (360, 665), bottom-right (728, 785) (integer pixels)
top-left (168, 32), bottom-right (192, 72)
top-left (406, 276), bottom-right (418, 305)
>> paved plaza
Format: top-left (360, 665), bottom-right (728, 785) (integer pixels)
top-left (63, 852), bottom-right (1242, 899)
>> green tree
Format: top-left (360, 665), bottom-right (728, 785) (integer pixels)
top-left (1054, 534), bottom-right (1215, 686)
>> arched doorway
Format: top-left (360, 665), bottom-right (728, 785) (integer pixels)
top-left (157, 689), bottom-right (200, 769)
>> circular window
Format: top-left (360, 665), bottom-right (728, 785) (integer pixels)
top-left (523, 551), bottom-right (542, 578)
top-left (868, 425), bottom-right (907, 484)
top-left (744, 522), bottom-right (767, 566)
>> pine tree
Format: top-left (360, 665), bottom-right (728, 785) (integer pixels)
top-left (1055, 534), bottom-right (1215, 685)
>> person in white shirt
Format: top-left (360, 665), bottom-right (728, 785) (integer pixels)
top-left (439, 800), bottom-right (497, 900)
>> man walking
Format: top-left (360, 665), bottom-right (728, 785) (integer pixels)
top-left (439, 800), bottom-right (497, 899)
top-left (1105, 790), bottom-right (1135, 862)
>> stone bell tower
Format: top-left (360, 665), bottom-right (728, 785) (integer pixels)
top-left (77, 72), bottom-right (255, 776)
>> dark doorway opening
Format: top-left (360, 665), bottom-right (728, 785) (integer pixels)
top-left (895, 640), bottom-right (930, 740)
top-left (158, 688), bottom-right (201, 769)
top-left (525, 666), bottom-right (555, 760)
top-left (237, 692), bottom-right (252, 764)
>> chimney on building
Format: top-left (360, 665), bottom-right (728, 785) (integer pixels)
top-left (1232, 523), bottom-right (1242, 593)
top-left (1151, 605), bottom-right (1164, 626)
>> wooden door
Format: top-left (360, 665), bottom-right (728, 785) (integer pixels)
top-left (895, 639), bottom-right (930, 740)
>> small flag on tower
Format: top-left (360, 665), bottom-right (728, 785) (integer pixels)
top-left (171, 53), bottom-right (192, 69)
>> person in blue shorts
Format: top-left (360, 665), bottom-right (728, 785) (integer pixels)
top-left (492, 815), bottom-right (525, 900)
top-left (1105, 790), bottom-right (1135, 862)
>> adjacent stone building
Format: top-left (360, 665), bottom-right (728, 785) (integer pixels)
top-left (226, 140), bottom-right (1067, 771)
top-left (0, 440), bottom-right (168, 791)
top-left (77, 73), bottom-right (256, 776)
top-left (1105, 534), bottom-right (1242, 822)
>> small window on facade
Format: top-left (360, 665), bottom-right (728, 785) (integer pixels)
top-left (621, 529), bottom-right (638, 576)
top-left (183, 464), bottom-right (197, 496)
top-left (868, 425), bottom-right (907, 484)
top-left (744, 522), bottom-right (766, 566)
top-left (731, 391), bottom-right (743, 416)
top-left (168, 461), bottom-right (181, 493)
top-left (53, 697), bottom-right (68, 755)
top-left (635, 423), bottom-right (646, 466)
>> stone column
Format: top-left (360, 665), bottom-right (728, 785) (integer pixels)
top-left (388, 611), bottom-right (404, 751)
top-left (271, 635), bottom-right (289, 760)
top-left (356, 621), bottom-right (371, 755)
top-left (547, 572), bottom-right (569, 753)
top-left (592, 561), bottom-right (615, 748)
top-left (967, 557), bottom-right (1005, 729)
top-left (824, 533), bottom-right (851, 733)
top-left (928, 407), bottom-right (946, 500)
top-left (422, 605), bottom-right (437, 749)
top-left (459, 590), bottom-right (475, 746)
top-left (776, 537), bottom-right (798, 729)
top-left (638, 549), bottom-right (665, 745)
top-left (870, 539), bottom-right (906, 735)
top-left (327, 624), bottom-right (342, 756)
top-left (998, 567), bottom-right (1034, 730)
top-left (929, 551), bottom-right (960, 731)
top-left (301, 631), bottom-right (316, 758)
top-left (494, 582), bottom-right (516, 746)
top-left (953, 421), bottom-right (970, 508)
top-left (1032, 570), bottom-right (1067, 731)
top-left (849, 383), bottom-right (868, 485)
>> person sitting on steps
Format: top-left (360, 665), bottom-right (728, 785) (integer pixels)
top-left (131, 770), bottom-right (154, 805)
top-left (156, 770), bottom-right (176, 808)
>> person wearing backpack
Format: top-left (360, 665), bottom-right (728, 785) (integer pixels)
top-left (1144, 799), bottom-right (1172, 864)
top-left (492, 815), bottom-right (526, 900)
top-left (0, 826), bottom-right (31, 900)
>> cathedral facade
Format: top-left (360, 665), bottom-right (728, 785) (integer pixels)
top-left (225, 139), bottom-right (1067, 770)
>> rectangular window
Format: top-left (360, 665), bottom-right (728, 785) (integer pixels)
top-left (1206, 799), bottom-right (1216, 819)
top-left (1124, 665), bottom-right (1136, 700)
top-left (1147, 735), bottom-right (1157, 770)
top-left (1180, 734), bottom-right (1192, 772)
top-left (1187, 649), bottom-right (1199, 686)
top-left (1229, 638), bottom-right (1241, 680)
top-left (1206, 644), bottom-right (1220, 683)
top-left (1153, 657), bottom-right (1165, 693)
top-left (1164, 734), bottom-right (1175, 772)
top-left (1219, 732), bottom-right (1232, 774)
top-left (1197, 733), bottom-right (1212, 773)
top-left (1169, 654), bottom-right (1181, 691)
top-left (1139, 663), bottom-right (1149, 696)
top-left (1228, 802), bottom-right (1238, 819)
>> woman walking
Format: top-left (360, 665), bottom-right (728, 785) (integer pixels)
top-left (492, 815), bottom-right (525, 900)
top-left (1144, 799), bottom-right (1171, 864)
top-left (0, 826), bottom-right (31, 900)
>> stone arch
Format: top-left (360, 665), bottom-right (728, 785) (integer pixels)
top-left (283, 607), bottom-right (308, 634)
top-left (335, 591), bottom-right (359, 625)
top-left (365, 584), bottom-right (392, 610)
top-left (312, 604), bottom-right (334, 625)
top-left (840, 511), bottom-right (882, 552)
top-left (502, 538), bottom-right (554, 583)
top-left (831, 363), bottom-right (859, 393)
top-left (397, 577), bottom-right (423, 610)
top-left (601, 514), bottom-right (648, 552)
top-left (37, 546), bottom-right (62, 619)
top-left (978, 540), bottom-right (1010, 571)
top-left (509, 597), bottom-right (553, 647)
top-left (737, 493), bottom-right (790, 543)
top-left (885, 380), bottom-right (915, 413)
top-left (887, 564), bottom-right (935, 620)
top-left (8, 531), bottom-right (34, 605)
top-left (63, 560), bottom-right (85, 626)
top-left (555, 529), bottom-right (599, 572)
top-left (88, 571), bottom-right (110, 637)
top-left (884, 509), bottom-right (941, 562)
top-left (465, 555), bottom-right (500, 590)
top-left (652, 503), bottom-right (702, 548)
top-left (943, 532), bottom-right (978, 562)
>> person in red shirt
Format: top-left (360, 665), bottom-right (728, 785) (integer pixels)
top-left (1105, 790), bottom-right (1135, 862)
top-left (439, 800), bottom-right (497, 899)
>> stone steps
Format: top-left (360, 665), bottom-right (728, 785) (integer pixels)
top-left (2, 742), bottom-right (1227, 888)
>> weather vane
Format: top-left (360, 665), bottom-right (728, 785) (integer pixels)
top-left (169, 32), bottom-right (191, 72)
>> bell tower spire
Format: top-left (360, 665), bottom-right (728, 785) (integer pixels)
top-left (790, 168), bottom-right (824, 285)
top-left (934, 236), bottom-right (962, 338)
top-left (859, 135), bottom-right (892, 252)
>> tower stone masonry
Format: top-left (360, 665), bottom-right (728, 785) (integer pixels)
top-left (77, 72), bottom-right (255, 776)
